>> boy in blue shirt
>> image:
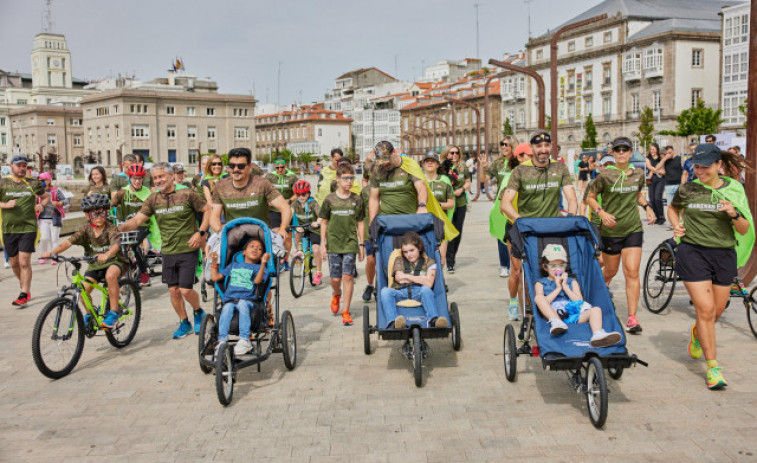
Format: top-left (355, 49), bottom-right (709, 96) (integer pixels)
top-left (209, 237), bottom-right (270, 356)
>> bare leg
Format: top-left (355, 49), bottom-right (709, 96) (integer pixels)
top-left (330, 278), bottom-right (341, 295)
top-left (533, 294), bottom-right (559, 319)
top-left (17, 252), bottom-right (32, 293)
top-left (620, 247), bottom-right (642, 317)
top-left (578, 306), bottom-right (603, 332)
top-left (439, 241), bottom-right (449, 267)
top-left (341, 274), bottom-right (354, 312)
top-left (105, 266), bottom-right (122, 312)
top-left (179, 288), bottom-right (201, 312)
top-left (168, 286), bottom-right (188, 320)
top-left (10, 255), bottom-right (21, 282)
top-left (312, 244), bottom-right (323, 273)
top-left (601, 252), bottom-right (620, 287)
top-left (684, 281), bottom-right (730, 361)
top-left (365, 254), bottom-right (375, 285)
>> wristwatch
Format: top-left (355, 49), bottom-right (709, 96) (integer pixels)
top-left (359, 243), bottom-right (365, 247)
top-left (198, 230), bottom-right (206, 237)
top-left (643, 204), bottom-right (652, 210)
top-left (730, 211), bottom-right (742, 221)
top-left (418, 202), bottom-right (426, 208)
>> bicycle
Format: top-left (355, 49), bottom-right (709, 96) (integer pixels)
top-left (287, 224), bottom-right (319, 298)
top-left (31, 255), bottom-right (142, 379)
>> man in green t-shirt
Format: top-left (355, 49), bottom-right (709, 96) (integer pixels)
top-left (265, 157), bottom-right (298, 261)
top-left (368, 141), bottom-right (428, 223)
top-left (119, 162), bottom-right (211, 340)
top-left (0, 155), bottom-right (50, 307)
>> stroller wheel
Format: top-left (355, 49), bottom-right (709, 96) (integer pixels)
top-left (413, 327), bottom-right (423, 387)
top-left (215, 342), bottom-right (235, 406)
top-left (748, 287), bottom-right (757, 340)
top-left (503, 324), bottom-right (517, 382)
top-left (362, 306), bottom-right (372, 355)
top-left (450, 302), bottom-right (461, 351)
top-left (585, 357), bottom-right (608, 428)
top-left (607, 365), bottom-right (624, 380)
top-left (198, 314), bottom-right (216, 374)
top-left (281, 310), bottom-right (297, 370)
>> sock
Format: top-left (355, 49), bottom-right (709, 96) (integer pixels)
top-left (509, 297), bottom-right (518, 307)
top-left (194, 308), bottom-right (203, 315)
top-left (20, 292), bottom-right (28, 298)
top-left (706, 360), bottom-right (718, 369)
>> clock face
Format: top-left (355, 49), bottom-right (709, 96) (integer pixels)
top-left (53, 60), bottom-right (60, 67)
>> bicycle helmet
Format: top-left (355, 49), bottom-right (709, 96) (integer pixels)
top-left (293, 179), bottom-right (311, 195)
top-left (81, 193), bottom-right (111, 211)
top-left (126, 164), bottom-right (146, 177)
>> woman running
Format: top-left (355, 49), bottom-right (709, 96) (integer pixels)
top-left (484, 136), bottom-right (516, 277)
top-left (576, 154), bottom-right (590, 198)
top-left (587, 137), bottom-right (656, 334)
top-left (667, 144), bottom-right (752, 389)
top-left (441, 145), bottom-right (471, 274)
top-left (422, 153), bottom-right (455, 267)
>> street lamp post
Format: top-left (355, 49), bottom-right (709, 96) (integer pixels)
top-left (484, 70), bottom-right (511, 156)
top-left (489, 58), bottom-right (546, 129)
top-left (444, 95), bottom-right (483, 200)
top-left (422, 114), bottom-right (450, 149)
top-left (741, 0), bottom-right (757, 284)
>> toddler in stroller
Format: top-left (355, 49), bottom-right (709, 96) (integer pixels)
top-left (534, 244), bottom-right (621, 348)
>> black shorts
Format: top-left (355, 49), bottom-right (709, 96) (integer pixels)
top-left (601, 231), bottom-right (643, 255)
top-left (504, 222), bottom-right (513, 244)
top-left (3, 232), bottom-right (36, 257)
top-left (675, 242), bottom-right (737, 286)
top-left (364, 240), bottom-right (375, 257)
top-left (307, 231), bottom-right (321, 247)
top-left (269, 211), bottom-right (282, 228)
top-left (84, 263), bottom-right (124, 283)
top-left (162, 250), bottom-right (199, 289)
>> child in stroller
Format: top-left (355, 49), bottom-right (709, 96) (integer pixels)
top-left (209, 237), bottom-right (270, 356)
top-left (534, 244), bottom-right (621, 348)
top-left (380, 231), bottom-right (448, 329)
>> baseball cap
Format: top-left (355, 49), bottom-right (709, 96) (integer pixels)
top-left (514, 143), bottom-right (532, 157)
top-left (274, 157), bottom-right (286, 166)
top-left (542, 244), bottom-right (567, 262)
top-left (599, 156), bottom-right (616, 166)
top-left (11, 154), bottom-right (29, 165)
top-left (375, 141), bottom-right (394, 159)
top-left (423, 152), bottom-right (440, 163)
top-left (691, 143), bottom-right (722, 167)
top-left (611, 137), bottom-right (633, 149)
top-left (173, 162), bottom-right (185, 172)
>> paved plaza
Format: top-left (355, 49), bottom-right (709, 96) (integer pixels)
top-left (2, 202), bottom-right (756, 463)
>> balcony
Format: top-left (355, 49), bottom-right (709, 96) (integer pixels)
top-left (514, 90), bottom-right (526, 101)
top-left (623, 70), bottom-right (641, 82)
top-left (645, 66), bottom-right (663, 79)
top-left (626, 111), bottom-right (640, 120)
top-left (503, 93), bottom-right (515, 103)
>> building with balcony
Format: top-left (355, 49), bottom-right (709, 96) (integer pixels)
top-left (255, 104), bottom-right (351, 158)
top-left (524, 0), bottom-right (738, 154)
top-left (498, 53), bottom-right (530, 143)
top-left (421, 59), bottom-right (482, 83)
top-left (8, 105), bottom-right (84, 168)
top-left (719, 3), bottom-right (750, 131)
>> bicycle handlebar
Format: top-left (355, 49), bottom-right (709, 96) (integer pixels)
top-left (50, 254), bottom-right (98, 264)
top-left (287, 224), bottom-right (319, 232)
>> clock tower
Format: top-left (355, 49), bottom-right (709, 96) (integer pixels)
top-left (30, 33), bottom-right (73, 89)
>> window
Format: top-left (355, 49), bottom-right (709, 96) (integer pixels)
top-left (643, 47), bottom-right (663, 70)
top-left (187, 107), bottom-right (196, 116)
top-left (318, 128), bottom-right (323, 137)
top-left (207, 127), bottom-right (216, 139)
top-left (167, 125), bottom-right (176, 139)
top-left (187, 126), bottom-right (197, 139)
top-left (48, 71), bottom-right (51, 86)
top-left (70, 118), bottom-right (82, 126)
top-left (130, 104), bottom-right (148, 114)
top-left (585, 70), bottom-right (593, 88)
top-left (115, 125), bottom-right (120, 139)
top-left (623, 52), bottom-right (641, 73)
top-left (536, 49), bottom-right (544, 60)
top-left (188, 149), bottom-right (199, 165)
top-left (47, 118), bottom-right (55, 126)
top-left (584, 97), bottom-right (593, 114)
top-left (691, 89), bottom-right (702, 108)
top-left (567, 41), bottom-right (576, 52)
top-left (166, 106), bottom-right (175, 115)
top-left (97, 127), bottom-right (102, 140)
top-left (724, 52), bottom-right (748, 83)
top-left (114, 104), bottom-right (119, 114)
top-left (131, 125), bottom-right (149, 138)
top-left (653, 90), bottom-right (661, 111)
top-left (568, 71), bottom-right (575, 92)
top-left (725, 14), bottom-right (750, 46)
top-left (233, 108), bottom-right (238, 117)
top-left (631, 93), bottom-right (639, 113)
top-left (603, 64), bottom-right (612, 85)
top-left (585, 36), bottom-right (593, 48)
top-left (692, 49), bottom-right (703, 68)
top-left (603, 97), bottom-right (612, 116)
top-left (603, 31), bottom-right (612, 43)
top-left (17, 99), bottom-right (27, 105)
top-left (723, 90), bottom-right (748, 125)
top-left (96, 107), bottom-right (109, 116)
top-left (0, 117), bottom-right (5, 126)
top-left (47, 134), bottom-right (56, 145)
top-left (206, 107), bottom-right (215, 116)
top-left (234, 127), bottom-right (249, 140)
top-left (105, 125), bottom-right (110, 139)
top-left (73, 134), bottom-right (82, 146)
top-left (1, 132), bottom-right (7, 145)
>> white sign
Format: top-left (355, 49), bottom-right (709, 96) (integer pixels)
top-left (56, 164), bottom-right (74, 181)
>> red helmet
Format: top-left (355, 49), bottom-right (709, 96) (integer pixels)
top-left (293, 179), bottom-right (311, 195)
top-left (126, 164), bottom-right (146, 177)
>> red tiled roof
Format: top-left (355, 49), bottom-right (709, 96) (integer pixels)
top-left (255, 105), bottom-right (352, 124)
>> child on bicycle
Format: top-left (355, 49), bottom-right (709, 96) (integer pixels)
top-left (42, 194), bottom-right (129, 329)
top-left (380, 231), bottom-right (446, 329)
top-left (533, 244), bottom-right (622, 347)
top-left (290, 179), bottom-right (323, 285)
top-left (209, 237), bottom-right (270, 356)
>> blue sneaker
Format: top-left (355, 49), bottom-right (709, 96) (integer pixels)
top-left (101, 310), bottom-right (120, 329)
top-left (279, 261), bottom-right (290, 273)
top-left (173, 319), bottom-right (193, 339)
top-left (193, 309), bottom-right (205, 335)
top-left (83, 313), bottom-right (92, 328)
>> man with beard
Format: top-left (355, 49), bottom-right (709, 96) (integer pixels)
top-left (368, 141), bottom-right (428, 221)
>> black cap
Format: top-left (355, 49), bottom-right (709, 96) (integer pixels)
top-left (11, 154), bottom-right (29, 165)
top-left (611, 136), bottom-right (633, 149)
top-left (422, 152), bottom-right (440, 163)
top-left (530, 131), bottom-right (551, 145)
top-left (375, 141), bottom-right (394, 159)
top-left (691, 143), bottom-right (722, 167)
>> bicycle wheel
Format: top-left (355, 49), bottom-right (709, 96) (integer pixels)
top-left (32, 297), bottom-right (85, 379)
top-left (643, 244), bottom-right (677, 314)
top-left (105, 280), bottom-right (142, 348)
top-left (290, 256), bottom-right (305, 298)
top-left (747, 287), bottom-right (757, 340)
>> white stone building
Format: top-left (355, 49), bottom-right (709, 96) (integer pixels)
top-left (719, 3), bottom-right (750, 131)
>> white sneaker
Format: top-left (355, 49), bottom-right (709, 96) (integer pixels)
top-left (549, 318), bottom-right (568, 335)
top-left (499, 267), bottom-right (510, 278)
top-left (590, 330), bottom-right (622, 348)
top-left (294, 250), bottom-right (304, 259)
top-left (233, 338), bottom-right (253, 356)
top-left (3, 261), bottom-right (9, 269)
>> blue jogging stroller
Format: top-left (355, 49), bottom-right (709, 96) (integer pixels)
top-left (197, 218), bottom-right (297, 406)
top-left (505, 217), bottom-right (647, 428)
top-left (362, 213), bottom-right (461, 387)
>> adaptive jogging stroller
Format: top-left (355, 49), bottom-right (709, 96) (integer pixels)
top-left (362, 213), bottom-right (461, 387)
top-left (197, 217), bottom-right (297, 406)
top-left (504, 217), bottom-right (646, 428)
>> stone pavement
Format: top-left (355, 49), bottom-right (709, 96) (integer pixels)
top-left (1, 202), bottom-right (756, 463)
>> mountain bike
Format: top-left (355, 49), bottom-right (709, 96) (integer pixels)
top-left (288, 224), bottom-right (319, 298)
top-left (32, 255), bottom-right (142, 379)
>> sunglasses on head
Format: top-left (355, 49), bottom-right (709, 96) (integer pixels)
top-left (227, 162), bottom-right (247, 171)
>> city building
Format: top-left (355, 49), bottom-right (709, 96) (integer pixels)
top-left (498, 52), bottom-right (530, 143)
top-left (9, 105), bottom-right (84, 169)
top-left (420, 58), bottom-right (482, 83)
top-left (719, 3), bottom-right (750, 131)
top-left (524, 0), bottom-right (740, 153)
top-left (255, 104), bottom-right (351, 158)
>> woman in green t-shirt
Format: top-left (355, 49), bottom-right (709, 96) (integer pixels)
top-left (422, 153), bottom-right (455, 267)
top-left (441, 145), bottom-right (471, 274)
top-left (668, 144), bottom-right (751, 390)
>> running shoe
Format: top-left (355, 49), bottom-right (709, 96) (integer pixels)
top-left (549, 318), bottom-right (568, 335)
top-left (706, 366), bottom-right (727, 389)
top-left (688, 323), bottom-right (703, 359)
top-left (590, 330), bottom-right (622, 347)
top-left (139, 272), bottom-right (151, 287)
top-left (101, 310), bottom-right (120, 329)
top-left (362, 285), bottom-right (374, 303)
top-left (3, 261), bottom-right (9, 269)
top-left (38, 258), bottom-right (47, 265)
top-left (447, 265), bottom-right (455, 274)
top-left (50, 260), bottom-right (57, 265)
top-left (173, 319), bottom-right (193, 339)
top-left (330, 294), bottom-right (341, 314)
top-left (193, 309), bottom-right (206, 335)
top-left (499, 267), bottom-right (510, 278)
top-left (12, 293), bottom-right (30, 307)
top-left (234, 338), bottom-right (253, 356)
top-left (312, 272), bottom-right (322, 285)
top-left (342, 310), bottom-right (353, 326)
top-left (626, 315), bottom-right (642, 334)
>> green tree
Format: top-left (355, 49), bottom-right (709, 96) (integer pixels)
top-left (544, 115), bottom-right (551, 130)
top-left (637, 107), bottom-right (655, 152)
top-left (659, 99), bottom-right (724, 139)
top-left (502, 118), bottom-right (513, 137)
top-left (580, 113), bottom-right (598, 150)
top-left (738, 99), bottom-right (747, 129)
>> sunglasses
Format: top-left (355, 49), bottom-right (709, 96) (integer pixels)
top-left (227, 162), bottom-right (247, 171)
top-left (211, 162), bottom-right (224, 166)
top-left (275, 164), bottom-right (286, 168)
top-left (89, 210), bottom-right (109, 218)
top-left (500, 142), bottom-right (509, 147)
top-left (340, 176), bottom-right (355, 182)
top-left (612, 147), bottom-right (631, 152)
top-left (297, 193), bottom-right (309, 197)
top-left (449, 151), bottom-right (460, 155)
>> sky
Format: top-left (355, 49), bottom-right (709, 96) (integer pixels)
top-left (1, 0), bottom-right (601, 106)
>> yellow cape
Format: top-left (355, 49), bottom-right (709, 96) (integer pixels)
top-left (399, 157), bottom-right (459, 242)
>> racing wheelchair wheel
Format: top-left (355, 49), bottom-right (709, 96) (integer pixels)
top-left (290, 255), bottom-right (305, 298)
top-left (503, 324), bottom-right (517, 382)
top-left (215, 342), bottom-right (235, 406)
top-left (747, 287), bottom-right (757, 340)
top-left (281, 310), bottom-right (297, 370)
top-left (586, 357), bottom-right (608, 428)
top-left (362, 306), bottom-right (372, 355)
top-left (643, 242), bottom-right (677, 314)
top-left (105, 279), bottom-right (142, 348)
top-left (607, 365), bottom-right (624, 380)
top-left (198, 313), bottom-right (216, 374)
top-left (413, 327), bottom-right (423, 387)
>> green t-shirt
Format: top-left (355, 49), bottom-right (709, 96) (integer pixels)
top-left (486, 156), bottom-right (509, 191)
top-left (0, 177), bottom-right (45, 234)
top-left (505, 161), bottom-right (573, 218)
top-left (587, 167), bottom-right (644, 237)
top-left (68, 222), bottom-right (129, 272)
top-left (583, 179), bottom-right (602, 227)
top-left (671, 178), bottom-right (737, 249)
top-left (113, 186), bottom-right (152, 226)
top-left (265, 172), bottom-right (297, 213)
top-left (428, 177), bottom-right (454, 205)
top-left (211, 176), bottom-right (281, 225)
top-left (291, 197), bottom-right (320, 239)
top-left (450, 164), bottom-right (472, 208)
top-left (320, 192), bottom-right (364, 254)
top-left (139, 187), bottom-right (206, 255)
top-left (370, 160), bottom-right (420, 215)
